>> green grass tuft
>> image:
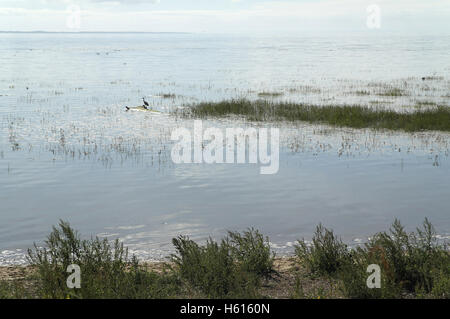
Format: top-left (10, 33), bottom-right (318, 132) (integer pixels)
top-left (180, 99), bottom-right (450, 132)
top-left (377, 88), bottom-right (407, 97)
top-left (258, 92), bottom-right (284, 97)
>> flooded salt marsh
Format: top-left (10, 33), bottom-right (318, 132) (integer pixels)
top-left (0, 33), bottom-right (449, 265)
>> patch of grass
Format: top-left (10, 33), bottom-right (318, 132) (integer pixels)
top-left (27, 220), bottom-right (180, 299)
top-left (258, 91), bottom-right (284, 98)
top-left (159, 93), bottom-right (176, 99)
top-left (369, 100), bottom-right (394, 104)
top-left (171, 229), bottom-right (274, 298)
top-left (377, 88), bottom-right (407, 97)
top-left (354, 90), bottom-right (371, 96)
top-left (288, 86), bottom-right (321, 94)
top-left (181, 99), bottom-right (450, 132)
top-left (415, 101), bottom-right (438, 107)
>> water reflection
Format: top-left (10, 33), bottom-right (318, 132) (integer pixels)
top-left (0, 33), bottom-right (449, 265)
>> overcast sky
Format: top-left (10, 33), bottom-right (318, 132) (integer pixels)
top-left (0, 0), bottom-right (449, 34)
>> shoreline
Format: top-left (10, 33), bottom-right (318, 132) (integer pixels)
top-left (1, 220), bottom-right (448, 299)
top-left (0, 256), bottom-right (295, 280)
top-left (0, 257), bottom-right (309, 299)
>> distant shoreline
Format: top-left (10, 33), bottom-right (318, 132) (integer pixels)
top-left (0, 31), bottom-right (191, 34)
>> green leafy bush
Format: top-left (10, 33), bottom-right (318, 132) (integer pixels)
top-left (298, 219), bottom-right (450, 298)
top-left (8, 219), bottom-right (447, 299)
top-left (0, 281), bottom-right (28, 299)
top-left (294, 219), bottom-right (449, 299)
top-left (361, 219), bottom-right (450, 296)
top-left (228, 228), bottom-right (275, 278)
top-left (27, 220), bottom-right (180, 299)
top-left (431, 269), bottom-right (450, 299)
top-left (171, 229), bottom-right (274, 298)
top-left (295, 224), bottom-right (350, 276)
top-left (338, 247), bottom-right (401, 299)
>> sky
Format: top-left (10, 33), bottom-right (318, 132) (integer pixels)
top-left (0, 0), bottom-right (449, 34)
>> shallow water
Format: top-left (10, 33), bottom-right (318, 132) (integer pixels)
top-left (0, 33), bottom-right (449, 265)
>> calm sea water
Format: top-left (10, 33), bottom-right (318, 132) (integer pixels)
top-left (0, 33), bottom-right (449, 264)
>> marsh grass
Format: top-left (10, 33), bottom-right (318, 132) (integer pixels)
top-left (287, 86), bottom-right (321, 94)
top-left (182, 99), bottom-right (450, 132)
top-left (415, 101), bottom-right (438, 107)
top-left (354, 90), bottom-right (371, 96)
top-left (258, 91), bottom-right (284, 98)
top-left (159, 93), bottom-right (176, 99)
top-left (377, 88), bottom-right (407, 97)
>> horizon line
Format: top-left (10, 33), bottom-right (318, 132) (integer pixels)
top-left (0, 31), bottom-right (192, 34)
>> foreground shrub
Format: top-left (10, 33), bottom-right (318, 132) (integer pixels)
top-left (171, 229), bottom-right (274, 298)
top-left (228, 228), bottom-right (275, 278)
top-left (338, 247), bottom-right (401, 299)
top-left (12, 219), bottom-right (448, 299)
top-left (27, 220), bottom-right (179, 299)
top-left (431, 269), bottom-right (450, 298)
top-left (0, 281), bottom-right (28, 299)
top-left (297, 219), bottom-right (450, 298)
top-left (360, 219), bottom-right (450, 297)
top-left (295, 224), bottom-right (350, 276)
